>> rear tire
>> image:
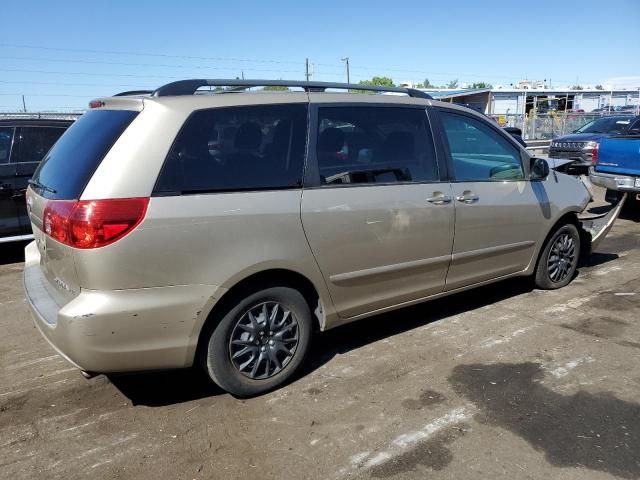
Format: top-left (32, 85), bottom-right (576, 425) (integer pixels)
top-left (534, 223), bottom-right (580, 290)
top-left (204, 287), bottom-right (313, 397)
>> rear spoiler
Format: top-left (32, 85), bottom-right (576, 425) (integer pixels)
top-left (87, 97), bottom-right (144, 112)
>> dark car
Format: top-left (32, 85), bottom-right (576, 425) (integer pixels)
top-left (549, 115), bottom-right (640, 172)
top-left (1, 119), bottom-right (73, 243)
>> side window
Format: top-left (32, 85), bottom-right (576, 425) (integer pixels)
top-left (156, 104), bottom-right (307, 193)
top-left (316, 106), bottom-right (438, 185)
top-left (0, 127), bottom-right (13, 164)
top-left (440, 112), bottom-right (524, 181)
top-left (14, 127), bottom-right (66, 163)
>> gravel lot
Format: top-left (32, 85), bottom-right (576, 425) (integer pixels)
top-left (1, 196), bottom-right (639, 480)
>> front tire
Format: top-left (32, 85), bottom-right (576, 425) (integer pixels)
top-left (534, 223), bottom-right (580, 290)
top-left (204, 287), bottom-right (313, 397)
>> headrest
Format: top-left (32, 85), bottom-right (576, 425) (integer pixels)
top-left (318, 127), bottom-right (345, 153)
top-left (234, 122), bottom-right (263, 150)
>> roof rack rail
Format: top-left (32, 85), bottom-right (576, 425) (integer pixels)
top-left (113, 90), bottom-right (154, 97)
top-left (151, 79), bottom-right (433, 100)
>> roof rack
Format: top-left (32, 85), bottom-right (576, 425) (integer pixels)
top-left (113, 90), bottom-right (154, 97)
top-left (151, 79), bottom-right (433, 100)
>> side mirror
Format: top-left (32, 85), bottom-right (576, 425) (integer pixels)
top-left (530, 157), bottom-right (549, 180)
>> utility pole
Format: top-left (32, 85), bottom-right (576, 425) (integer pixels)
top-left (341, 57), bottom-right (350, 84)
top-left (241, 71), bottom-right (245, 80)
top-left (21, 95), bottom-right (26, 112)
top-left (305, 58), bottom-right (310, 81)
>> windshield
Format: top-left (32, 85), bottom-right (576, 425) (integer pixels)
top-left (31, 110), bottom-right (138, 199)
top-left (576, 117), bottom-right (632, 134)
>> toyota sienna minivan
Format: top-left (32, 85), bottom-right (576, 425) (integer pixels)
top-left (24, 80), bottom-right (613, 396)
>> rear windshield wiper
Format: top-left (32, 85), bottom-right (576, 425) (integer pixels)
top-left (28, 179), bottom-right (57, 195)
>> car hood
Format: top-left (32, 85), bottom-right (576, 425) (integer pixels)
top-left (553, 133), bottom-right (605, 142)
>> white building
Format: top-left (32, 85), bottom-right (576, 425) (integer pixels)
top-left (422, 87), bottom-right (640, 115)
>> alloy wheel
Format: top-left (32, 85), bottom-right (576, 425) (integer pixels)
top-left (547, 233), bottom-right (576, 283)
top-left (228, 302), bottom-right (299, 380)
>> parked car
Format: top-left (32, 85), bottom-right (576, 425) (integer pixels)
top-left (24, 80), bottom-right (615, 397)
top-left (549, 115), bottom-right (640, 172)
top-left (617, 105), bottom-right (638, 114)
top-left (1, 119), bottom-right (73, 243)
top-left (590, 133), bottom-right (640, 205)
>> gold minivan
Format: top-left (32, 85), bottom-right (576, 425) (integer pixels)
top-left (24, 80), bottom-right (608, 396)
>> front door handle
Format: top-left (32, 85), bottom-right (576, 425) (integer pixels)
top-left (456, 191), bottom-right (479, 204)
top-left (427, 193), bottom-right (452, 205)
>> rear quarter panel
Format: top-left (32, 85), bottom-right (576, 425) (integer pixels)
top-left (72, 191), bottom-right (336, 325)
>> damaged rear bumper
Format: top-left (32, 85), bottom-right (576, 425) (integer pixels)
top-left (24, 242), bottom-right (223, 374)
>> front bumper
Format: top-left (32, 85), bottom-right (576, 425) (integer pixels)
top-left (549, 150), bottom-right (593, 167)
top-left (23, 241), bottom-right (224, 374)
top-left (589, 169), bottom-right (640, 193)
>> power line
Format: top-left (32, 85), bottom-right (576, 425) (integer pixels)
top-left (0, 42), bottom-right (308, 66)
top-left (0, 55), bottom-right (306, 73)
top-left (0, 93), bottom-right (93, 97)
top-left (3, 43), bottom-right (599, 83)
top-left (0, 46), bottom-right (605, 85)
top-left (0, 80), bottom-right (144, 88)
top-left (0, 67), bottom-right (180, 79)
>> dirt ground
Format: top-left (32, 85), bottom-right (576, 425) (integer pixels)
top-left (1, 196), bottom-right (639, 480)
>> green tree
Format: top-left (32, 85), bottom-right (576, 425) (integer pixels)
top-left (571, 85), bottom-right (584, 90)
top-left (358, 76), bottom-right (395, 87)
top-left (595, 84), bottom-right (604, 90)
top-left (447, 79), bottom-right (459, 89)
top-left (471, 82), bottom-right (493, 89)
top-left (423, 78), bottom-right (435, 88)
top-left (263, 85), bottom-right (289, 91)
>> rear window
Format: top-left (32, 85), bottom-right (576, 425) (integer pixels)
top-left (31, 110), bottom-right (138, 199)
top-left (576, 117), bottom-right (632, 134)
top-left (154, 104), bottom-right (307, 194)
top-left (14, 127), bottom-right (66, 163)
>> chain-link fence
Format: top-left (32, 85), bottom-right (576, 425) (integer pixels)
top-left (0, 112), bottom-right (82, 121)
top-left (1, 111), bottom-right (635, 141)
top-left (493, 113), bottom-right (634, 140)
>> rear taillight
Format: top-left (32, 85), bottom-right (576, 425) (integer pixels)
top-left (591, 142), bottom-right (599, 165)
top-left (43, 198), bottom-right (149, 249)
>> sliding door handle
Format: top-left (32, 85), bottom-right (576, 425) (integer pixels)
top-left (427, 194), bottom-right (452, 205)
top-left (456, 191), bottom-right (479, 204)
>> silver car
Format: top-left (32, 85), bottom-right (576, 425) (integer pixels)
top-left (24, 80), bottom-right (603, 396)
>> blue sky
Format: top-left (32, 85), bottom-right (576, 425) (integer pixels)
top-left (2, 0), bottom-right (639, 111)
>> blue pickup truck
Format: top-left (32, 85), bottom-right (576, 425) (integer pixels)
top-left (590, 134), bottom-right (640, 205)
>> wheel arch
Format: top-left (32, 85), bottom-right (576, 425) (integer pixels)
top-left (193, 268), bottom-right (325, 367)
top-left (530, 209), bottom-right (588, 274)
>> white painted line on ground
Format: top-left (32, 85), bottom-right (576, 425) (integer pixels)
top-left (593, 265), bottom-right (622, 276)
top-left (0, 378), bottom-right (68, 397)
top-left (547, 356), bottom-right (595, 378)
top-left (544, 294), bottom-right (595, 314)
top-left (344, 406), bottom-right (472, 475)
top-left (479, 326), bottom-right (535, 349)
top-left (6, 354), bottom-right (61, 370)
